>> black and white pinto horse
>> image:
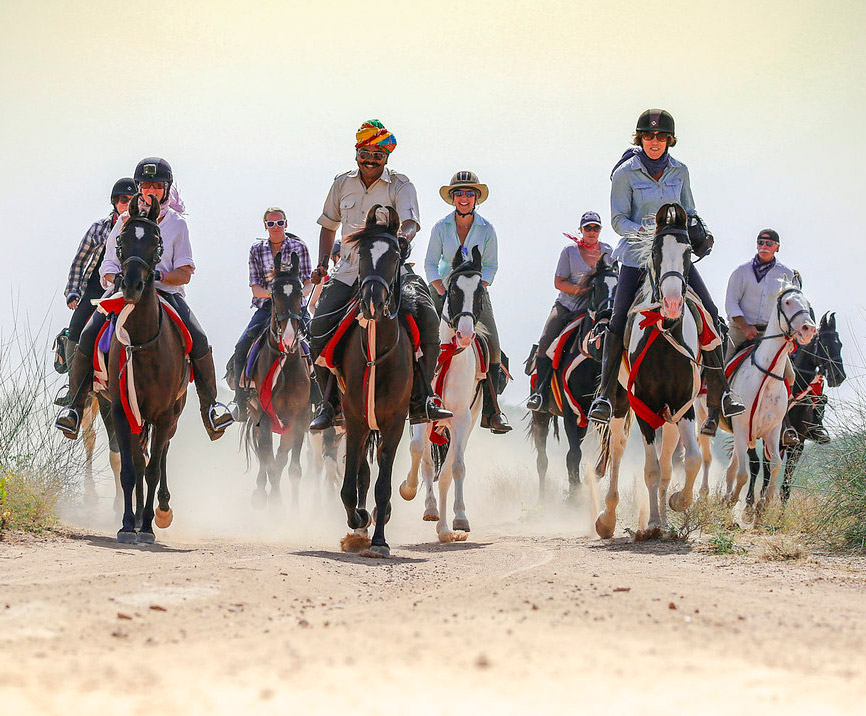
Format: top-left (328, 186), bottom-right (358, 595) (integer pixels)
top-left (745, 311), bottom-right (845, 504)
top-left (596, 203), bottom-right (706, 540)
top-left (527, 258), bottom-right (618, 500)
top-left (401, 246), bottom-right (486, 542)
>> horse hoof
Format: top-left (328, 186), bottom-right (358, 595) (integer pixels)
top-left (452, 518), bottom-right (470, 532)
top-left (399, 480), bottom-right (417, 501)
top-left (360, 544), bottom-right (390, 558)
top-left (423, 507), bottom-right (439, 522)
top-left (137, 531), bottom-right (155, 545)
top-left (340, 532), bottom-right (372, 553)
top-left (595, 515), bottom-right (615, 539)
top-left (154, 508), bottom-right (173, 529)
top-left (117, 530), bottom-right (137, 544)
top-left (669, 492), bottom-right (690, 512)
top-left (372, 504), bottom-right (392, 526)
top-left (439, 530), bottom-right (468, 543)
top-left (634, 526), bottom-right (663, 542)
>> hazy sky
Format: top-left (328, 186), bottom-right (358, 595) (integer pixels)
top-left (2, 0), bottom-right (865, 402)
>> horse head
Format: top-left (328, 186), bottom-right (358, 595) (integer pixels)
top-left (587, 257), bottom-right (618, 321)
top-left (815, 311), bottom-right (846, 387)
top-left (118, 193), bottom-right (162, 304)
top-left (651, 203), bottom-right (691, 320)
top-left (356, 205), bottom-right (403, 321)
top-left (445, 245), bottom-right (484, 348)
top-left (776, 285), bottom-right (817, 346)
top-left (270, 251), bottom-right (303, 352)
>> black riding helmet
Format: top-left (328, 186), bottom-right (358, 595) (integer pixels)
top-left (636, 108), bottom-right (675, 135)
top-left (110, 177), bottom-right (137, 205)
top-left (134, 157), bottom-right (173, 203)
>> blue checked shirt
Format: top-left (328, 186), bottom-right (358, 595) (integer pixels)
top-left (248, 233), bottom-right (312, 308)
top-left (65, 214), bottom-right (116, 299)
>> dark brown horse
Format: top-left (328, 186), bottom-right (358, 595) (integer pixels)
top-left (338, 206), bottom-right (414, 558)
top-left (109, 194), bottom-right (190, 544)
top-left (242, 251), bottom-right (310, 510)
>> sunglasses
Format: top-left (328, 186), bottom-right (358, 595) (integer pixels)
top-left (139, 181), bottom-right (165, 190)
top-left (115, 195), bottom-right (133, 204)
top-left (451, 190), bottom-right (477, 198)
top-left (265, 219), bottom-right (287, 228)
top-left (757, 239), bottom-right (778, 247)
top-left (582, 224), bottom-right (601, 232)
top-left (642, 131), bottom-right (670, 142)
top-left (357, 148), bottom-right (387, 161)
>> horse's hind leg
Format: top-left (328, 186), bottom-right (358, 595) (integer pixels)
top-left (781, 443), bottom-right (802, 503)
top-left (531, 412), bottom-right (550, 500)
top-left (669, 418), bottom-right (702, 513)
top-left (82, 398), bottom-right (98, 507)
top-left (111, 405), bottom-right (138, 542)
top-left (746, 447), bottom-right (760, 505)
top-left (269, 431), bottom-right (291, 511)
top-left (596, 414), bottom-right (627, 538)
top-left (563, 412), bottom-right (587, 503)
top-left (98, 396), bottom-right (122, 515)
top-left (251, 418), bottom-right (273, 510)
top-left (421, 440), bottom-right (438, 522)
top-left (400, 424), bottom-right (425, 501)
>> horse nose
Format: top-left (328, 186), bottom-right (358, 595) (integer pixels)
top-left (662, 296), bottom-right (682, 318)
top-left (121, 276), bottom-right (143, 294)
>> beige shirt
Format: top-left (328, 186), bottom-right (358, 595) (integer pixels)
top-left (317, 167), bottom-right (420, 286)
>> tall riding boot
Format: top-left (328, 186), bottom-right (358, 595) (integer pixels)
top-left (191, 348), bottom-right (234, 441)
top-left (527, 354), bottom-right (553, 412)
top-left (807, 394), bottom-right (831, 444)
top-left (700, 345), bottom-right (745, 437)
top-left (53, 347), bottom-right (93, 438)
top-left (409, 343), bottom-right (453, 424)
top-left (587, 329), bottom-right (623, 424)
top-left (781, 413), bottom-right (800, 447)
top-left (310, 368), bottom-right (342, 431)
top-left (480, 363), bottom-right (511, 433)
top-left (54, 339), bottom-right (80, 406)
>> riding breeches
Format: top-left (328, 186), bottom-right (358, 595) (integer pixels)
top-left (609, 264), bottom-right (720, 337)
top-left (309, 279), bottom-right (356, 360)
top-left (537, 301), bottom-right (575, 358)
top-left (233, 303), bottom-right (271, 379)
top-left (68, 280), bottom-right (106, 343)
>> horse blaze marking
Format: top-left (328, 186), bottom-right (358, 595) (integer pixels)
top-left (370, 241), bottom-right (390, 270)
top-left (282, 283), bottom-right (294, 297)
top-left (135, 226), bottom-right (145, 240)
top-left (455, 274), bottom-right (480, 317)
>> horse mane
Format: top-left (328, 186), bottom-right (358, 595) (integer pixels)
top-left (573, 257), bottom-right (614, 296)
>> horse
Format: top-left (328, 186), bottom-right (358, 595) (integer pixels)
top-left (527, 258), bottom-right (618, 501)
top-left (106, 194), bottom-right (191, 543)
top-left (596, 203), bottom-right (707, 540)
top-left (719, 284), bottom-right (817, 510)
top-left (334, 206), bottom-right (415, 558)
top-left (400, 246), bottom-right (486, 542)
top-left (79, 395), bottom-right (122, 511)
top-left (743, 310), bottom-right (844, 504)
top-left (241, 251), bottom-right (310, 510)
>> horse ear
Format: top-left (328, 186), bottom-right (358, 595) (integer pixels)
top-left (289, 251), bottom-right (299, 277)
top-left (147, 194), bottom-right (160, 222)
top-left (274, 251), bottom-right (282, 273)
top-left (820, 311), bottom-right (829, 329)
top-left (471, 245), bottom-right (482, 268)
top-left (129, 192), bottom-right (141, 218)
top-left (452, 248), bottom-right (464, 270)
top-left (388, 207), bottom-right (400, 234)
top-left (828, 312), bottom-right (836, 330)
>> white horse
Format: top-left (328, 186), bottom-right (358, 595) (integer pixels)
top-left (721, 285), bottom-right (816, 509)
top-left (596, 204), bottom-right (706, 540)
top-left (400, 247), bottom-right (487, 542)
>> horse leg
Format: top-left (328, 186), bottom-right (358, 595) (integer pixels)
top-left (155, 446), bottom-right (173, 530)
top-left (745, 447), bottom-right (759, 506)
top-left (98, 396), bottom-right (123, 516)
top-left (368, 429), bottom-right (402, 557)
top-left (286, 420), bottom-right (305, 509)
top-left (447, 414), bottom-right (472, 539)
top-left (656, 423), bottom-right (678, 524)
top-left (532, 412), bottom-right (550, 500)
top-left (268, 431), bottom-right (289, 511)
top-left (251, 418), bottom-right (272, 510)
top-left (761, 442), bottom-right (772, 499)
top-left (726, 425), bottom-right (750, 507)
top-left (596, 415), bottom-right (627, 538)
top-left (133, 437), bottom-right (147, 531)
top-left (758, 426), bottom-right (784, 514)
top-left (400, 424), bottom-right (425, 501)
top-left (782, 443), bottom-right (803, 503)
top-left (670, 419), bottom-right (703, 512)
top-left (138, 426), bottom-right (171, 544)
top-left (82, 398), bottom-right (98, 507)
top-left (340, 428), bottom-right (370, 530)
top-left (696, 399), bottom-right (712, 496)
top-left (562, 413), bottom-right (586, 503)
top-left (111, 405), bottom-right (138, 542)
top-left (636, 434), bottom-right (663, 539)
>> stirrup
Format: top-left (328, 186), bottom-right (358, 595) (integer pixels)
top-left (208, 402), bottom-right (234, 432)
top-left (781, 427), bottom-right (800, 448)
top-left (54, 407), bottom-right (81, 438)
top-left (587, 397), bottom-right (613, 425)
top-left (700, 415), bottom-right (719, 437)
top-left (526, 392), bottom-right (544, 412)
top-left (808, 426), bottom-right (831, 445)
top-left (53, 385), bottom-right (72, 407)
top-left (310, 401), bottom-right (336, 431)
top-left (721, 391), bottom-right (746, 418)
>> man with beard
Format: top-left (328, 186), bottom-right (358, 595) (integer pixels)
top-left (308, 119), bottom-right (452, 430)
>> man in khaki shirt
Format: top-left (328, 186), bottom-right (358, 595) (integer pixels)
top-left (309, 119), bottom-right (451, 430)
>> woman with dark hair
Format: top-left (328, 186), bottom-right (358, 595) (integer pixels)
top-left (587, 109), bottom-right (744, 435)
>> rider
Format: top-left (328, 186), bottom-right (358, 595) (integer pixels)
top-left (587, 108), bottom-right (745, 435)
top-left (54, 157), bottom-right (234, 441)
top-left (55, 177), bottom-right (137, 406)
top-left (229, 207), bottom-right (313, 421)
top-left (527, 211), bottom-right (613, 412)
top-left (307, 119), bottom-right (452, 430)
top-left (424, 171), bottom-right (512, 433)
top-left (724, 228), bottom-right (807, 445)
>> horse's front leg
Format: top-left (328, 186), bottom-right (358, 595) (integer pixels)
top-left (562, 411), bottom-right (587, 503)
top-left (531, 412), bottom-right (550, 500)
top-left (726, 417), bottom-right (750, 506)
top-left (112, 404), bottom-right (138, 543)
top-left (82, 399), bottom-right (98, 507)
top-left (368, 428), bottom-right (402, 558)
top-left (596, 414), bottom-right (627, 538)
top-left (269, 431), bottom-right (290, 511)
top-left (758, 425), bottom-right (784, 514)
top-left (251, 417), bottom-right (273, 510)
top-left (138, 426), bottom-right (171, 544)
top-left (695, 396), bottom-right (712, 496)
top-left (746, 447), bottom-right (760, 506)
top-left (285, 419), bottom-right (305, 510)
top-left (637, 429), bottom-right (663, 540)
top-left (400, 424), bottom-right (425, 501)
top-left (443, 413), bottom-right (471, 541)
top-left (669, 418), bottom-right (703, 512)
top-left (782, 443), bottom-right (803, 503)
top-left (657, 422), bottom-right (679, 524)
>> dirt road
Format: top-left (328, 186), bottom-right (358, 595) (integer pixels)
top-left (3, 519), bottom-right (865, 715)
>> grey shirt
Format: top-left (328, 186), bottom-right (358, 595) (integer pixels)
top-left (555, 241), bottom-right (613, 311)
top-left (725, 258), bottom-right (795, 326)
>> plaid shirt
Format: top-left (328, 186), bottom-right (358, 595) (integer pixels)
top-left (65, 213), bottom-right (116, 299)
top-left (248, 233), bottom-right (312, 308)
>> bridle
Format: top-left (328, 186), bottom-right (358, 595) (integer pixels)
top-left (269, 279), bottom-right (304, 354)
top-left (648, 227), bottom-right (691, 304)
top-left (751, 287), bottom-right (813, 381)
top-left (117, 216), bottom-right (164, 281)
top-left (359, 234), bottom-right (402, 319)
top-left (444, 268), bottom-right (483, 330)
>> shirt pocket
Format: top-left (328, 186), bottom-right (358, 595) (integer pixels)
top-left (662, 176), bottom-right (684, 202)
top-left (632, 180), bottom-right (657, 202)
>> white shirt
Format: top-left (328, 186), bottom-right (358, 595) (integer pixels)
top-left (100, 208), bottom-right (195, 296)
top-left (725, 258), bottom-right (795, 327)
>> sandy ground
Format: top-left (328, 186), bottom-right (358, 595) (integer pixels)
top-left (2, 410), bottom-right (865, 715)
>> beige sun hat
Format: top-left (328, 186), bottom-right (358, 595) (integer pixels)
top-left (439, 171), bottom-right (489, 205)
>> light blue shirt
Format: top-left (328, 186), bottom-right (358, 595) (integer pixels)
top-left (610, 154), bottom-right (696, 268)
top-left (424, 211), bottom-right (498, 285)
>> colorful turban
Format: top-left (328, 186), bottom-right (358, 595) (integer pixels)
top-left (355, 119), bottom-right (397, 154)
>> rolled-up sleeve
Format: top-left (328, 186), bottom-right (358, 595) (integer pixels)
top-left (610, 168), bottom-right (641, 237)
top-left (725, 266), bottom-right (745, 320)
top-left (555, 247), bottom-right (571, 278)
top-left (480, 225), bottom-right (498, 284)
top-left (169, 219), bottom-right (195, 271)
top-left (99, 220), bottom-right (122, 287)
top-left (424, 223), bottom-right (445, 283)
top-left (395, 180), bottom-right (420, 229)
top-left (317, 178), bottom-right (343, 231)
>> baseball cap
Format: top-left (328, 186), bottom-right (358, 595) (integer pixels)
top-left (580, 211), bottom-right (602, 228)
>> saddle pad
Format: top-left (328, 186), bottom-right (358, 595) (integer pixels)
top-left (545, 313), bottom-right (586, 368)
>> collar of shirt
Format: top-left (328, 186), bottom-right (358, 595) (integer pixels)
top-left (346, 166), bottom-right (394, 186)
top-left (621, 152), bottom-right (684, 181)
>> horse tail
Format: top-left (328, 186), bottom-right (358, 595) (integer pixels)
top-left (594, 424), bottom-right (610, 476)
top-left (432, 431), bottom-right (450, 480)
top-left (365, 431), bottom-right (380, 462)
top-left (552, 414), bottom-right (560, 441)
top-left (523, 411), bottom-right (559, 450)
top-left (242, 416), bottom-right (256, 471)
